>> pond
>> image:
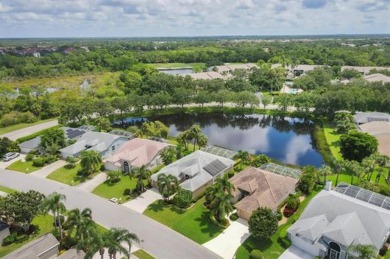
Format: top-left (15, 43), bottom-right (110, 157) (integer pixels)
top-left (149, 112), bottom-right (324, 167)
top-left (159, 68), bottom-right (193, 75)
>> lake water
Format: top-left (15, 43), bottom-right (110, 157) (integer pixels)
top-left (150, 113), bottom-right (324, 167)
top-left (159, 68), bottom-right (193, 75)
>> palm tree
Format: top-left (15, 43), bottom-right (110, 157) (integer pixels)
top-left (205, 184), bottom-right (223, 207)
top-left (64, 208), bottom-right (93, 238)
top-left (348, 244), bottom-right (377, 259)
top-left (42, 192), bottom-right (66, 238)
top-left (214, 175), bottom-right (235, 195)
top-left (234, 150), bottom-right (251, 169)
top-left (209, 192), bottom-right (234, 223)
top-left (157, 173), bottom-right (179, 201)
top-left (361, 156), bottom-right (376, 181)
top-left (318, 165), bottom-right (332, 184)
top-left (104, 228), bottom-right (139, 259)
top-left (80, 150), bottom-right (103, 177)
top-left (131, 165), bottom-right (152, 193)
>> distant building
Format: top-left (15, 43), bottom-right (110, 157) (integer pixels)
top-left (363, 73), bottom-right (390, 84)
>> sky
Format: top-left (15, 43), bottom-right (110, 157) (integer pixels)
top-left (0, 0), bottom-right (389, 38)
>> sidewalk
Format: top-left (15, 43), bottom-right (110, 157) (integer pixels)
top-left (78, 172), bottom-right (107, 192)
top-left (31, 160), bottom-right (67, 178)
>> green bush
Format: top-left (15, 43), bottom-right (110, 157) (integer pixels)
top-left (123, 188), bottom-right (132, 196)
top-left (2, 232), bottom-right (17, 246)
top-left (25, 153), bottom-right (35, 161)
top-left (32, 157), bottom-right (45, 167)
top-left (229, 212), bottom-right (239, 221)
top-left (276, 209), bottom-right (283, 221)
top-left (172, 188), bottom-right (192, 209)
top-left (277, 236), bottom-right (292, 249)
top-left (250, 249), bottom-right (264, 259)
top-left (286, 196), bottom-right (300, 210)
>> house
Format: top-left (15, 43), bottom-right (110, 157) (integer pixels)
top-left (62, 127), bottom-right (90, 140)
top-left (353, 111), bottom-right (390, 125)
top-left (341, 66), bottom-right (390, 75)
top-left (104, 138), bottom-right (171, 173)
top-left (3, 233), bottom-right (59, 259)
top-left (363, 73), bottom-right (390, 84)
top-left (358, 121), bottom-right (390, 157)
top-left (291, 65), bottom-right (322, 76)
top-left (229, 167), bottom-right (298, 220)
top-left (287, 183), bottom-right (390, 259)
top-left (19, 136), bottom-right (41, 154)
top-left (189, 71), bottom-right (225, 80)
top-left (151, 150), bottom-right (234, 198)
top-left (0, 221), bottom-right (10, 245)
top-left (59, 132), bottom-right (129, 159)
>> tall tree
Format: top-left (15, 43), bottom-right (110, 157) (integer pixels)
top-left (234, 150), bottom-right (251, 169)
top-left (157, 173), bottom-right (179, 201)
top-left (103, 228), bottom-right (139, 259)
top-left (80, 150), bottom-right (103, 177)
top-left (42, 192), bottom-right (66, 238)
top-left (248, 207), bottom-right (278, 240)
top-left (318, 165), bottom-right (332, 184)
top-left (340, 131), bottom-right (378, 162)
top-left (209, 191), bottom-right (234, 223)
top-left (131, 165), bottom-right (152, 193)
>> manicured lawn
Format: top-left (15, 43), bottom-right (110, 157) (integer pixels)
top-left (0, 186), bottom-right (16, 194)
top-left (235, 186), bottom-right (322, 259)
top-left (47, 164), bottom-right (87, 185)
top-left (151, 63), bottom-right (205, 69)
top-left (0, 118), bottom-right (57, 135)
top-left (323, 123), bottom-right (342, 161)
top-left (327, 169), bottom-right (389, 187)
top-left (92, 174), bottom-right (142, 202)
top-left (0, 214), bottom-right (54, 257)
top-left (133, 249), bottom-right (155, 259)
top-left (6, 160), bottom-right (43, 173)
top-left (144, 197), bottom-right (224, 244)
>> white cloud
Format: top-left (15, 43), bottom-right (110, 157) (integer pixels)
top-left (0, 0), bottom-right (388, 37)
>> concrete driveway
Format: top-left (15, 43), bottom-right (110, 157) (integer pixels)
top-left (31, 160), bottom-right (67, 178)
top-left (122, 188), bottom-right (162, 213)
top-left (78, 172), bottom-right (107, 192)
top-left (0, 119), bottom-right (58, 141)
top-left (0, 154), bottom-right (25, 169)
top-left (0, 169), bottom-right (221, 259)
top-left (203, 218), bottom-right (250, 259)
top-left (279, 245), bottom-right (314, 259)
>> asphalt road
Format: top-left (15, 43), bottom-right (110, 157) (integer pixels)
top-left (0, 169), bottom-right (221, 259)
top-left (0, 119), bottom-right (59, 141)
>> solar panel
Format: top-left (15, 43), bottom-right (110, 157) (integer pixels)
top-left (203, 159), bottom-right (228, 176)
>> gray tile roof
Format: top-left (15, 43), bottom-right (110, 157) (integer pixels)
top-left (19, 136), bottom-right (41, 150)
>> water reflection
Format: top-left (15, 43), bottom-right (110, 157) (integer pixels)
top-left (149, 113), bottom-right (324, 167)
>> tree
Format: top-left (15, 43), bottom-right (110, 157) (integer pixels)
top-left (348, 244), bottom-right (377, 259)
top-left (111, 96), bottom-right (131, 127)
top-left (131, 165), bottom-right (151, 193)
top-left (106, 171), bottom-right (122, 183)
top-left (209, 191), bottom-right (234, 223)
top-left (40, 127), bottom-right (66, 153)
top-left (298, 166), bottom-right (317, 194)
top-left (248, 207), bottom-right (278, 240)
top-left (157, 173), bottom-right (179, 201)
top-left (187, 125), bottom-right (206, 151)
top-left (0, 190), bottom-right (45, 230)
top-left (251, 154), bottom-right (270, 167)
top-left (80, 150), bottom-right (103, 177)
top-left (318, 165), bottom-right (332, 184)
top-left (42, 192), bottom-right (66, 238)
top-left (172, 187), bottom-right (192, 209)
top-left (160, 146), bottom-right (176, 165)
top-left (261, 94), bottom-right (272, 109)
top-left (340, 131), bottom-right (378, 162)
top-left (234, 150), bottom-right (251, 169)
top-left (103, 228), bottom-right (139, 259)
top-left (0, 137), bottom-right (19, 157)
top-left (214, 175), bottom-right (235, 195)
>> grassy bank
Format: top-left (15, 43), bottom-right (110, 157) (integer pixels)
top-left (0, 118), bottom-right (57, 136)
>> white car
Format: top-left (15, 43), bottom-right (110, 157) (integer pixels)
top-left (3, 152), bottom-right (20, 162)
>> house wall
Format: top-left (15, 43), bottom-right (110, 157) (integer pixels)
top-left (0, 228), bottom-right (10, 244)
top-left (104, 161), bottom-right (120, 172)
top-left (237, 209), bottom-right (251, 221)
top-left (100, 138), bottom-right (128, 158)
top-left (38, 245), bottom-right (59, 259)
top-left (60, 151), bottom-right (74, 159)
top-left (289, 234), bottom-right (322, 257)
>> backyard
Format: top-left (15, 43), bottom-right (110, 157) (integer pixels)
top-left (144, 197), bottom-right (224, 244)
top-left (46, 164), bottom-right (86, 185)
top-left (6, 160), bottom-right (43, 173)
top-left (323, 123), bottom-right (342, 161)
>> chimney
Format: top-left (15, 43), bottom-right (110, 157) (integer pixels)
top-left (325, 180), bottom-right (332, 191)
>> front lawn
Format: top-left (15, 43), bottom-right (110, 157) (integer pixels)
top-left (0, 214), bottom-right (54, 257)
top-left (46, 164), bottom-right (86, 185)
top-left (144, 197), bottom-right (224, 244)
top-left (92, 174), bottom-right (144, 202)
top-left (133, 249), bottom-right (155, 259)
top-left (323, 123), bottom-right (342, 161)
top-left (235, 186), bottom-right (322, 259)
top-left (6, 160), bottom-right (43, 173)
top-left (0, 186), bottom-right (16, 194)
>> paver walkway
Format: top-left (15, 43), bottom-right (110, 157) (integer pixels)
top-left (31, 160), bottom-right (67, 178)
top-left (203, 218), bottom-right (250, 259)
top-left (279, 245), bottom-right (314, 259)
top-left (78, 172), bottom-right (107, 192)
top-left (122, 188), bottom-right (162, 213)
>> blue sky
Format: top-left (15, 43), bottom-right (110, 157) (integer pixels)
top-left (0, 0), bottom-right (389, 38)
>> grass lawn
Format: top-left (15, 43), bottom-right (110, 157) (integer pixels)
top-left (92, 174), bottom-right (143, 202)
top-left (327, 168), bottom-right (389, 187)
top-left (46, 164), bottom-right (87, 185)
top-left (151, 63), bottom-right (205, 69)
top-left (0, 186), bottom-right (16, 194)
top-left (0, 118), bottom-right (57, 135)
top-left (144, 197), bottom-right (224, 244)
top-left (235, 186), bottom-right (322, 259)
top-left (323, 123), bottom-right (342, 161)
top-left (133, 249), bottom-right (155, 259)
top-left (6, 160), bottom-right (43, 173)
top-left (0, 214), bottom-right (54, 257)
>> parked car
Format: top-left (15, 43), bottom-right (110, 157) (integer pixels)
top-left (3, 152), bottom-right (20, 162)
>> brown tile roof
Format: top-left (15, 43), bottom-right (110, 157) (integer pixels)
top-left (230, 167), bottom-right (298, 213)
top-left (359, 121), bottom-right (390, 157)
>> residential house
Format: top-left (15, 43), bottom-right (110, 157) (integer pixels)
top-left (0, 221), bottom-right (10, 244)
top-left (189, 71), bottom-right (225, 80)
top-left (19, 136), bottom-right (41, 154)
top-left (59, 132), bottom-right (128, 159)
top-left (229, 167), bottom-right (298, 220)
top-left (358, 121), bottom-right (390, 157)
top-left (354, 112), bottom-right (390, 125)
top-left (341, 66), bottom-right (390, 75)
top-left (287, 183), bottom-right (390, 259)
top-left (363, 73), bottom-right (390, 84)
top-left (3, 233), bottom-right (59, 259)
top-left (151, 150), bottom-right (234, 198)
top-left (104, 138), bottom-right (171, 173)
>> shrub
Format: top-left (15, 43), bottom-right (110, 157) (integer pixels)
top-left (250, 249), bottom-right (264, 259)
top-left (379, 246), bottom-right (388, 257)
top-left (25, 153), bottom-right (34, 161)
top-left (229, 212), bottom-right (239, 221)
top-left (123, 188), bottom-right (132, 196)
top-left (172, 188), bottom-right (192, 209)
top-left (43, 155), bottom-right (57, 164)
top-left (227, 170), bottom-right (235, 178)
top-left (276, 209), bottom-right (283, 221)
top-left (32, 157), bottom-right (45, 167)
top-left (277, 236), bottom-right (292, 249)
top-left (2, 232), bottom-right (17, 246)
top-left (283, 207), bottom-right (296, 217)
top-left (286, 196), bottom-right (300, 210)
top-left (219, 217), bottom-right (230, 227)
top-left (249, 207), bottom-right (278, 240)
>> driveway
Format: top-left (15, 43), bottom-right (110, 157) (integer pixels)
top-left (203, 218), bottom-right (250, 259)
top-left (0, 154), bottom-right (25, 169)
top-left (0, 169), bottom-right (221, 259)
top-left (78, 172), bottom-right (107, 192)
top-left (122, 188), bottom-right (162, 213)
top-left (279, 245), bottom-right (314, 259)
top-left (30, 160), bottom-right (67, 178)
top-left (0, 119), bottom-right (58, 141)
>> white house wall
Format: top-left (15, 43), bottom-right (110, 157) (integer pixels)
top-left (289, 234), bottom-right (321, 257)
